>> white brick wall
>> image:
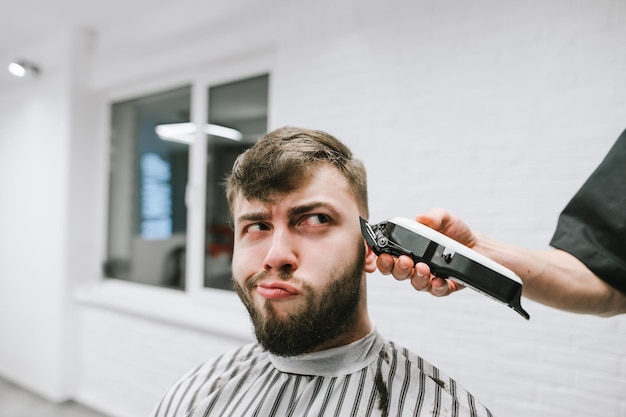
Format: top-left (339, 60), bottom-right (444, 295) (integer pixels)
top-left (75, 1), bottom-right (626, 417)
top-left (76, 305), bottom-right (248, 417)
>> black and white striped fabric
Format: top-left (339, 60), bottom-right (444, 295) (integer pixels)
top-left (150, 331), bottom-right (494, 417)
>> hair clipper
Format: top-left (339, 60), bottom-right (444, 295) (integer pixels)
top-left (360, 216), bottom-right (530, 319)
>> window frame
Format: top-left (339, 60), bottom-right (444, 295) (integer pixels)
top-left (77, 53), bottom-right (273, 337)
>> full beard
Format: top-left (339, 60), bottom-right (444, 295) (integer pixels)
top-left (233, 242), bottom-right (366, 357)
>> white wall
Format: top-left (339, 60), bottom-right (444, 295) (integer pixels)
top-left (1, 1), bottom-right (625, 417)
top-left (0, 28), bottom-right (100, 401)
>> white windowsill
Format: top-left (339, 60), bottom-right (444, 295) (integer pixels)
top-left (74, 279), bottom-right (254, 343)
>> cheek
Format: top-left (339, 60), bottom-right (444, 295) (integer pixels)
top-left (231, 248), bottom-right (246, 283)
top-left (231, 242), bottom-right (262, 282)
top-left (304, 240), bottom-right (352, 279)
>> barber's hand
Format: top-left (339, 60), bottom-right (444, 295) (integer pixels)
top-left (376, 208), bottom-right (477, 297)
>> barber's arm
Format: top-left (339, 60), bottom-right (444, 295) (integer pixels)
top-left (376, 208), bottom-right (626, 316)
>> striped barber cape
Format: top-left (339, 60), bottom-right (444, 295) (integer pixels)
top-left (150, 330), bottom-right (495, 417)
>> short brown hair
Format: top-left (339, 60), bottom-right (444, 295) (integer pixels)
top-left (226, 126), bottom-right (368, 217)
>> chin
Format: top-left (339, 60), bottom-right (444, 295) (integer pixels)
top-left (262, 304), bottom-right (294, 321)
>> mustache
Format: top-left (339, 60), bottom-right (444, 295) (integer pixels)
top-left (246, 269), bottom-right (296, 289)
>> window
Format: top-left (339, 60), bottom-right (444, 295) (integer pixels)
top-left (204, 74), bottom-right (269, 290)
top-left (105, 74), bottom-right (269, 292)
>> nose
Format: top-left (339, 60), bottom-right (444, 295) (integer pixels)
top-left (263, 228), bottom-right (299, 273)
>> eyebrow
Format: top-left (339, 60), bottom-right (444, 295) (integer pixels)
top-left (288, 201), bottom-right (337, 217)
top-left (236, 211), bottom-right (270, 224)
top-left (236, 201), bottom-right (339, 224)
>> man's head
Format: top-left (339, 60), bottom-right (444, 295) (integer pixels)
top-left (226, 126), bottom-right (368, 219)
top-left (226, 126), bottom-right (376, 356)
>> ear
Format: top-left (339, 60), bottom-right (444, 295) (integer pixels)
top-left (363, 241), bottom-right (377, 273)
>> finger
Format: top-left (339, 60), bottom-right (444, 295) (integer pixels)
top-left (432, 277), bottom-right (465, 296)
top-left (430, 277), bottom-right (452, 297)
top-left (392, 255), bottom-right (415, 281)
top-left (409, 273), bottom-right (431, 291)
top-left (415, 262), bottom-right (432, 278)
top-left (376, 254), bottom-right (394, 274)
top-left (414, 208), bottom-right (447, 230)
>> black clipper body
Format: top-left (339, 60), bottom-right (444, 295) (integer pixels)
top-left (360, 216), bottom-right (530, 320)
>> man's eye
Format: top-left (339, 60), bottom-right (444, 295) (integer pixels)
top-left (302, 214), bottom-right (331, 225)
top-left (245, 222), bottom-right (270, 233)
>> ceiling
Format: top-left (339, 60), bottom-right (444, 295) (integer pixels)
top-left (0, 0), bottom-right (267, 89)
top-left (0, 0), bottom-right (170, 89)
top-left (0, 0), bottom-right (166, 54)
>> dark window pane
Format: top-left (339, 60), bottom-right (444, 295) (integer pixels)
top-left (204, 74), bottom-right (269, 290)
top-left (105, 86), bottom-right (191, 290)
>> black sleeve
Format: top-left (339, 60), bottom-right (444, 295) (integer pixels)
top-left (550, 128), bottom-right (626, 294)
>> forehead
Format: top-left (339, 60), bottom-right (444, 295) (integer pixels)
top-left (232, 164), bottom-right (357, 217)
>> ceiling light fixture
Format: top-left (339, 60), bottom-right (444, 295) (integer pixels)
top-left (8, 61), bottom-right (40, 77)
top-left (155, 122), bottom-right (243, 144)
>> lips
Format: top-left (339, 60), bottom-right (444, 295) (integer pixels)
top-left (256, 281), bottom-right (300, 299)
